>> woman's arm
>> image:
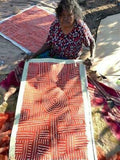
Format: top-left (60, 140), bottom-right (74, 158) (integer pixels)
top-left (24, 43), bottom-right (51, 60)
top-left (89, 39), bottom-right (96, 61)
top-left (31, 43), bottom-right (51, 58)
top-left (80, 20), bottom-right (96, 61)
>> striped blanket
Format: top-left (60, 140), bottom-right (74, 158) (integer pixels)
top-left (9, 59), bottom-right (97, 160)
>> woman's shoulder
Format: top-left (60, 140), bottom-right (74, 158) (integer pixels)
top-left (76, 19), bottom-right (88, 29)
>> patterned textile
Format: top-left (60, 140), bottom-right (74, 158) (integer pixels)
top-left (88, 77), bottom-right (120, 140)
top-left (0, 61), bottom-right (25, 90)
top-left (102, 104), bottom-right (120, 140)
top-left (0, 113), bottom-right (14, 160)
top-left (46, 19), bottom-right (94, 59)
top-left (88, 77), bottom-right (120, 106)
top-left (0, 6), bottom-right (55, 53)
top-left (9, 59), bottom-right (97, 160)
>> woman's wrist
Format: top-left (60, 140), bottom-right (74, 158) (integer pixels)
top-left (89, 56), bottom-right (94, 62)
top-left (24, 52), bottom-right (34, 61)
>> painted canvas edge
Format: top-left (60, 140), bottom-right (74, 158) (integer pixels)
top-left (80, 64), bottom-right (97, 160)
top-left (0, 32), bottom-right (31, 54)
top-left (9, 60), bottom-right (29, 159)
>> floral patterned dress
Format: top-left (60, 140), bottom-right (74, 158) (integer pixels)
top-left (46, 19), bottom-right (94, 59)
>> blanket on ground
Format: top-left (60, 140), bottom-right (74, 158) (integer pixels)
top-left (88, 77), bottom-right (120, 141)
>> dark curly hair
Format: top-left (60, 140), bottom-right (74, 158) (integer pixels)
top-left (55, 0), bottom-right (83, 20)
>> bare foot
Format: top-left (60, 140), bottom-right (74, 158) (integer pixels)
top-left (4, 87), bottom-right (17, 102)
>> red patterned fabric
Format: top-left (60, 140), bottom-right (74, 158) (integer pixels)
top-left (0, 60), bottom-right (25, 90)
top-left (0, 6), bottom-right (55, 53)
top-left (9, 60), bottom-right (96, 160)
top-left (88, 77), bottom-right (120, 140)
top-left (0, 113), bottom-right (14, 160)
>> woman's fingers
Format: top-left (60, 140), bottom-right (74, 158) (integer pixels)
top-left (24, 53), bottom-right (33, 61)
top-left (24, 55), bottom-right (30, 61)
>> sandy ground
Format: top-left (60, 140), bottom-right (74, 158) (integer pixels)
top-left (0, 0), bottom-right (120, 159)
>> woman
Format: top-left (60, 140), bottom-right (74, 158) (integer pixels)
top-left (0, 0), bottom-right (95, 103)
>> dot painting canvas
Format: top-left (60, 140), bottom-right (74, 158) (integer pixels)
top-left (9, 59), bottom-right (97, 160)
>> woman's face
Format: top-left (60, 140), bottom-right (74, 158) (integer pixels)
top-left (59, 10), bottom-right (75, 28)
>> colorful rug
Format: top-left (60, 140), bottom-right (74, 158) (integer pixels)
top-left (9, 59), bottom-right (97, 160)
top-left (0, 6), bottom-right (55, 54)
top-left (88, 77), bottom-right (120, 141)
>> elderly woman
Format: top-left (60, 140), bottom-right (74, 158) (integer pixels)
top-left (0, 0), bottom-right (95, 103)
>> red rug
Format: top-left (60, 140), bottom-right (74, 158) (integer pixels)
top-left (0, 6), bottom-right (55, 53)
top-left (9, 59), bottom-right (97, 160)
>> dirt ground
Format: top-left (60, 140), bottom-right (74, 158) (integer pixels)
top-left (0, 0), bottom-right (120, 159)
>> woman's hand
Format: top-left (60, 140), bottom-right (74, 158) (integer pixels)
top-left (89, 56), bottom-right (94, 63)
top-left (83, 58), bottom-right (92, 70)
top-left (24, 53), bottom-right (34, 61)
